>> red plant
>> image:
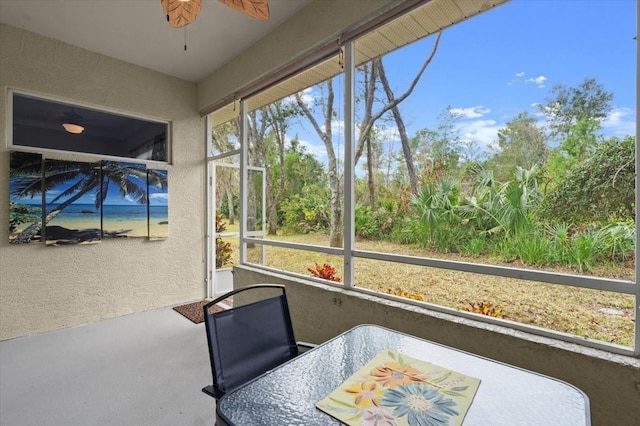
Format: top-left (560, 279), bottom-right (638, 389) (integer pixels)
top-left (308, 263), bottom-right (342, 282)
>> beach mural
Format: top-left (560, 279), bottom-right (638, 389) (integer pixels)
top-left (148, 169), bottom-right (169, 240)
top-left (44, 158), bottom-right (102, 246)
top-left (8, 151), bottom-right (170, 245)
top-left (100, 161), bottom-right (149, 239)
top-left (9, 151), bottom-right (44, 244)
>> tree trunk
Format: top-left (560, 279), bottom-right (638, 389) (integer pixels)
top-left (378, 60), bottom-right (418, 194)
top-left (366, 136), bottom-right (376, 207)
top-left (10, 187), bottom-right (87, 244)
top-left (225, 186), bottom-right (234, 225)
top-left (296, 81), bottom-right (343, 248)
top-left (354, 33), bottom-right (442, 165)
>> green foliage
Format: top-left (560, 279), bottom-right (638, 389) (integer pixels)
top-left (570, 230), bottom-right (601, 273)
top-left (515, 230), bottom-right (551, 265)
top-left (545, 221), bottom-right (572, 264)
top-left (460, 164), bottom-right (541, 239)
top-left (282, 138), bottom-right (326, 196)
top-left (279, 185), bottom-right (330, 234)
top-left (9, 202), bottom-right (40, 232)
top-left (464, 236), bottom-right (487, 256)
top-left (390, 216), bottom-right (422, 245)
top-left (594, 222), bottom-right (635, 263)
top-left (542, 136), bottom-right (635, 224)
top-left (540, 77), bottom-right (613, 142)
top-left (218, 193), bottom-right (238, 220)
top-left (411, 174), bottom-right (460, 242)
top-left (487, 112), bottom-right (547, 181)
top-left (355, 203), bottom-right (397, 240)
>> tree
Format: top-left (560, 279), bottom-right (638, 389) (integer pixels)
top-left (296, 79), bottom-right (343, 247)
top-left (281, 137), bottom-right (326, 199)
top-left (357, 32), bottom-right (443, 196)
top-left (539, 78), bottom-right (614, 187)
top-left (488, 112), bottom-right (547, 181)
top-left (297, 32), bottom-right (443, 247)
top-left (543, 136), bottom-right (635, 224)
top-left (539, 77), bottom-right (613, 143)
top-left (210, 121), bottom-right (239, 224)
top-left (262, 101), bottom-right (301, 234)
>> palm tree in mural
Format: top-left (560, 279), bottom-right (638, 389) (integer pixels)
top-left (10, 155), bottom-right (166, 244)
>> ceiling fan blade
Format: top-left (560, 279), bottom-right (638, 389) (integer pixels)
top-left (218, 0), bottom-right (270, 20)
top-left (161, 0), bottom-right (202, 28)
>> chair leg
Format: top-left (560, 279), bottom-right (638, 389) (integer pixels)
top-left (202, 385), bottom-right (217, 398)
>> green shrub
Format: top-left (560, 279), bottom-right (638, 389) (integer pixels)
top-left (597, 222), bottom-right (635, 262)
top-left (354, 205), bottom-right (396, 240)
top-left (463, 236), bottom-right (487, 256)
top-left (570, 230), bottom-right (602, 273)
top-left (279, 186), bottom-right (330, 234)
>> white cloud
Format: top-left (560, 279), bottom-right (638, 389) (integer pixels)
top-left (150, 193), bottom-right (168, 201)
top-left (602, 107), bottom-right (636, 137)
top-left (525, 75), bottom-right (547, 88)
top-left (508, 71), bottom-right (526, 85)
top-left (450, 106), bottom-right (491, 119)
top-left (331, 119), bottom-right (344, 136)
top-left (375, 124), bottom-right (401, 142)
top-left (459, 119), bottom-right (501, 152)
top-left (297, 138), bottom-right (328, 161)
top-left (284, 87), bottom-right (314, 107)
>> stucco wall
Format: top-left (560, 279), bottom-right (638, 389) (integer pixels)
top-left (234, 265), bottom-right (640, 426)
top-left (0, 24), bottom-right (206, 340)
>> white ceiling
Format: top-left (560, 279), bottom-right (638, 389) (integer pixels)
top-left (0, 0), bottom-right (311, 83)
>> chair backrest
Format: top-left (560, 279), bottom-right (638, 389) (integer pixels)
top-left (203, 284), bottom-right (299, 398)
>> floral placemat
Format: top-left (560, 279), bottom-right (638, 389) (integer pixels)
top-left (316, 349), bottom-right (480, 425)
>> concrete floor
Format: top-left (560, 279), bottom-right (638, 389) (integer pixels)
top-left (0, 307), bottom-right (217, 426)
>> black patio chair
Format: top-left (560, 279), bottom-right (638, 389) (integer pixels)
top-left (202, 284), bottom-right (315, 399)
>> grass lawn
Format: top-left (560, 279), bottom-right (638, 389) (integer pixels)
top-left (220, 226), bottom-right (635, 347)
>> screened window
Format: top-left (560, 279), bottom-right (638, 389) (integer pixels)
top-left (10, 91), bottom-right (170, 163)
top-left (207, 0), bottom-right (637, 355)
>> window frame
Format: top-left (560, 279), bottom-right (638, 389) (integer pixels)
top-left (8, 88), bottom-right (171, 165)
top-left (208, 1), bottom-right (639, 357)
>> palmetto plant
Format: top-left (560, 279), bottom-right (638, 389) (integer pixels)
top-left (10, 158), bottom-right (164, 244)
top-left (410, 174), bottom-right (459, 242)
top-left (461, 164), bottom-right (541, 239)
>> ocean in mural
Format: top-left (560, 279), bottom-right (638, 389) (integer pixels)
top-left (148, 169), bottom-right (169, 240)
top-left (44, 159), bottom-right (102, 246)
top-left (100, 161), bottom-right (149, 238)
top-left (46, 203), bottom-right (168, 238)
top-left (10, 154), bottom-right (169, 245)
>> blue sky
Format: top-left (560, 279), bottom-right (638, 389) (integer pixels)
top-left (294, 0), bottom-right (636, 162)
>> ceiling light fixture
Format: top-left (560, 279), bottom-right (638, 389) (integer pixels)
top-left (62, 123), bottom-right (85, 134)
top-left (62, 107), bottom-right (85, 134)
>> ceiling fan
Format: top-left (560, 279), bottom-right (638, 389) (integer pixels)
top-left (162, 0), bottom-right (270, 28)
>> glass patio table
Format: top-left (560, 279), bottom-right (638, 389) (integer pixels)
top-left (216, 324), bottom-right (590, 425)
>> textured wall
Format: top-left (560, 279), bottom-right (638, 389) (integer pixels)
top-left (0, 24), bottom-right (206, 340)
top-left (234, 266), bottom-right (640, 426)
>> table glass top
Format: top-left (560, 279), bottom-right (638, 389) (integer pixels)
top-left (216, 324), bottom-right (589, 425)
